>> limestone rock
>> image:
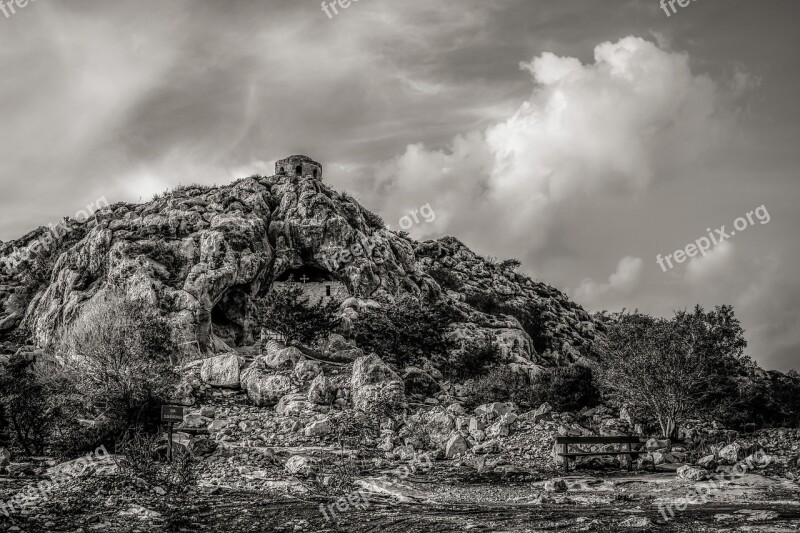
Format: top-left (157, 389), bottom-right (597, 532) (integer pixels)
top-left (285, 455), bottom-right (316, 477)
top-left (263, 347), bottom-right (303, 370)
top-left (544, 478), bottom-right (568, 493)
top-left (677, 465), bottom-right (709, 482)
top-left (307, 374), bottom-right (337, 405)
top-left (445, 434), bottom-right (469, 458)
top-left (533, 402), bottom-right (552, 423)
top-left (402, 367), bottom-right (440, 397)
top-left (304, 417), bottom-right (333, 437)
top-left (199, 353), bottom-right (240, 388)
top-left (474, 402), bottom-right (516, 423)
top-left (294, 359), bottom-right (322, 382)
top-left (0, 447), bottom-right (10, 467)
top-left (245, 373), bottom-right (292, 407)
top-left (276, 393), bottom-right (312, 416)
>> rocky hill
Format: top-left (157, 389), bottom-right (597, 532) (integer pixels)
top-left (0, 157), bottom-right (596, 369)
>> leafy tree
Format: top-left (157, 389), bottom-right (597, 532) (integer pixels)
top-left (257, 284), bottom-right (338, 345)
top-left (596, 306), bottom-right (749, 437)
top-left (42, 292), bottom-right (179, 454)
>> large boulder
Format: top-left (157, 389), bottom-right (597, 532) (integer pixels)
top-left (532, 402), bottom-right (552, 423)
top-left (445, 434), bottom-right (469, 458)
top-left (403, 367), bottom-right (440, 397)
top-left (351, 354), bottom-right (403, 410)
top-left (263, 347), bottom-right (303, 370)
top-left (199, 353), bottom-right (240, 388)
top-left (719, 442), bottom-right (761, 465)
top-left (308, 374), bottom-right (337, 405)
top-left (352, 382), bottom-right (404, 411)
top-left (245, 374), bottom-right (292, 407)
top-left (0, 447), bottom-right (10, 467)
top-left (294, 359), bottom-right (322, 382)
top-left (351, 354), bottom-right (399, 390)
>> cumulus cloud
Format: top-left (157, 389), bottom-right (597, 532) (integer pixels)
top-left (573, 256), bottom-right (644, 306)
top-left (371, 37), bottom-right (734, 255)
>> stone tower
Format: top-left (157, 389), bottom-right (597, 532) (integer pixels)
top-left (275, 155), bottom-right (322, 180)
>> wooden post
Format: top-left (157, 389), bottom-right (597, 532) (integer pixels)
top-left (562, 443), bottom-right (569, 473)
top-left (168, 422), bottom-right (174, 463)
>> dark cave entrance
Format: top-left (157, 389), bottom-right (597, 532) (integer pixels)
top-left (210, 284), bottom-right (254, 348)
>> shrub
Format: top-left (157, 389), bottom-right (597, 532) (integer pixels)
top-left (256, 284), bottom-right (338, 345)
top-left (304, 456), bottom-right (359, 497)
top-left (352, 298), bottom-right (455, 367)
top-left (0, 357), bottom-right (52, 455)
top-left (427, 265), bottom-right (463, 292)
top-left (499, 259), bottom-right (521, 271)
top-left (116, 430), bottom-right (198, 493)
top-left (361, 208), bottom-right (385, 230)
top-left (528, 365), bottom-right (599, 411)
top-left (462, 367), bottom-right (530, 410)
top-left (443, 339), bottom-right (500, 380)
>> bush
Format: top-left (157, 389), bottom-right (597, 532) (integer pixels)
top-left (427, 265), bottom-right (463, 292)
top-left (116, 430), bottom-right (198, 493)
top-left (0, 357), bottom-right (52, 455)
top-left (257, 284), bottom-right (338, 345)
top-left (352, 298), bottom-right (455, 367)
top-left (528, 365), bottom-right (599, 412)
top-left (304, 456), bottom-right (359, 497)
top-left (443, 339), bottom-right (500, 380)
top-left (462, 367), bottom-right (530, 410)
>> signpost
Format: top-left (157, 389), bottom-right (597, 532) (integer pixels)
top-left (161, 405), bottom-right (185, 462)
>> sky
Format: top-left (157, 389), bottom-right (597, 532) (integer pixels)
top-left (0, 0), bottom-right (798, 371)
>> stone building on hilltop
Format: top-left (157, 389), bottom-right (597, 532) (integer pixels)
top-left (276, 155), bottom-right (322, 180)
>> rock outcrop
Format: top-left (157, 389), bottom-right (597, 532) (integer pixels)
top-left (0, 163), bottom-right (597, 368)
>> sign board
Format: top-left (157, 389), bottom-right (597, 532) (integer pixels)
top-left (160, 405), bottom-right (185, 423)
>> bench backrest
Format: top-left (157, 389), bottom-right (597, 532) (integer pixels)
top-left (555, 436), bottom-right (640, 444)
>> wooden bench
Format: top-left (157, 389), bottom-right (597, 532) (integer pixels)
top-left (555, 436), bottom-right (643, 472)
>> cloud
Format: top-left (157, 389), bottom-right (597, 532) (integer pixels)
top-left (685, 240), bottom-right (735, 285)
top-left (370, 37), bottom-right (735, 253)
top-left (573, 256), bottom-right (644, 306)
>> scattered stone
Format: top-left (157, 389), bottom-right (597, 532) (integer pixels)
top-left (533, 402), bottom-right (552, 423)
top-left (285, 455), bottom-right (316, 477)
top-left (544, 478), bottom-right (567, 493)
top-left (677, 465), bottom-right (710, 482)
top-left (618, 516), bottom-right (652, 529)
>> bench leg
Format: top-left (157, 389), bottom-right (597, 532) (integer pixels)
top-left (627, 443), bottom-right (633, 471)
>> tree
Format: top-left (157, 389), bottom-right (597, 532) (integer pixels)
top-left (0, 357), bottom-right (52, 455)
top-left (352, 297), bottom-right (455, 367)
top-left (596, 307), bottom-right (749, 438)
top-left (256, 284), bottom-right (338, 345)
